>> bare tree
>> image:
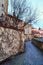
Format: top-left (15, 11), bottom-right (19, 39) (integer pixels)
top-left (23, 8), bottom-right (39, 27)
top-left (13, 0), bottom-right (30, 18)
top-left (12, 0), bottom-right (39, 27)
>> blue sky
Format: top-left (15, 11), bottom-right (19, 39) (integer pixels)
top-left (30, 0), bottom-right (43, 28)
top-left (8, 0), bottom-right (43, 28)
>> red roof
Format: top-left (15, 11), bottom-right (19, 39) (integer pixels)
top-left (32, 28), bottom-right (43, 37)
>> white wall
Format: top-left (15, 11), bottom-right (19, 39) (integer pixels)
top-left (0, 0), bottom-right (5, 15)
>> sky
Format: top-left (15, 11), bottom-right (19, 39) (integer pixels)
top-left (30, 0), bottom-right (43, 28)
top-left (8, 0), bottom-right (43, 28)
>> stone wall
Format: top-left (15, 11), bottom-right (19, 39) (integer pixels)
top-left (0, 27), bottom-right (25, 62)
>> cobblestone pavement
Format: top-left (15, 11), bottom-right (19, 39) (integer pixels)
top-left (0, 41), bottom-right (43, 65)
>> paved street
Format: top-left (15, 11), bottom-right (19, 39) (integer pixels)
top-left (0, 41), bottom-right (43, 65)
top-left (24, 41), bottom-right (43, 65)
